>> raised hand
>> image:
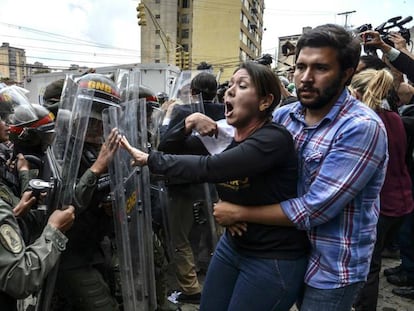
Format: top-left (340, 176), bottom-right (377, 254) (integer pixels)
top-left (120, 135), bottom-right (149, 166)
top-left (90, 128), bottom-right (122, 175)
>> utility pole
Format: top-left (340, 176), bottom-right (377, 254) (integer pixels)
top-left (337, 10), bottom-right (356, 29)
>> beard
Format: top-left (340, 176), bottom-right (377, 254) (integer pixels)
top-left (297, 73), bottom-right (344, 110)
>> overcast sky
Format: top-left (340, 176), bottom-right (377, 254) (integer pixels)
top-left (0, 0), bottom-right (413, 69)
top-left (262, 0), bottom-right (413, 53)
top-left (0, 0), bottom-right (141, 69)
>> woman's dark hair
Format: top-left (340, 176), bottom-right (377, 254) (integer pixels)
top-left (295, 24), bottom-right (361, 84)
top-left (236, 61), bottom-right (281, 118)
top-left (190, 71), bottom-right (218, 101)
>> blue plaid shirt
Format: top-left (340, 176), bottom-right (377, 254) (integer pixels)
top-left (274, 89), bottom-right (388, 289)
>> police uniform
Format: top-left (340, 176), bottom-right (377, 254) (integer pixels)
top-left (0, 197), bottom-right (68, 311)
top-left (0, 163), bottom-right (44, 242)
top-left (52, 159), bottom-right (120, 311)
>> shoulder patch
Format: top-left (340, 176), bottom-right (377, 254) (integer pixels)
top-left (0, 223), bottom-right (23, 254)
top-left (0, 187), bottom-right (13, 206)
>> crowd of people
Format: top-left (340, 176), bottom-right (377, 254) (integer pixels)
top-left (0, 21), bottom-right (414, 311)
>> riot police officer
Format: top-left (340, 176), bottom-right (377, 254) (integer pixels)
top-left (0, 84), bottom-right (75, 311)
top-left (50, 73), bottom-right (122, 311)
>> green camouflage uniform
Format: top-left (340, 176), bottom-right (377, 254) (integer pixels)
top-left (0, 195), bottom-right (68, 311)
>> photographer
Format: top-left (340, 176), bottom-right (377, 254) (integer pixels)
top-left (361, 30), bottom-right (414, 82)
top-left (387, 32), bottom-right (414, 59)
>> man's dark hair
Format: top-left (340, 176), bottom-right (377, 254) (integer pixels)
top-left (359, 55), bottom-right (388, 70)
top-left (190, 72), bottom-right (218, 101)
top-left (295, 24), bottom-right (361, 83)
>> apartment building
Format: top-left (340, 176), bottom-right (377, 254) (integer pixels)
top-left (139, 0), bottom-right (265, 81)
top-left (0, 42), bottom-right (26, 84)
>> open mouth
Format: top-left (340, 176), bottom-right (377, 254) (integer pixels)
top-left (225, 101), bottom-right (233, 117)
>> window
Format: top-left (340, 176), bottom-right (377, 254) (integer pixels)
top-left (155, 14), bottom-right (160, 19)
top-left (155, 0), bottom-right (160, 3)
top-left (182, 0), bottom-right (189, 8)
top-left (242, 32), bottom-right (248, 45)
top-left (181, 29), bottom-right (189, 39)
top-left (241, 12), bottom-right (248, 28)
top-left (155, 29), bottom-right (160, 34)
top-left (240, 48), bottom-right (247, 62)
top-left (155, 45), bottom-right (161, 49)
top-left (181, 14), bottom-right (190, 24)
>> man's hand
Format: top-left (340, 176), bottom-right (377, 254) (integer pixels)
top-left (185, 112), bottom-right (218, 137)
top-left (226, 222), bottom-right (248, 236)
top-left (16, 153), bottom-right (30, 171)
top-left (387, 32), bottom-right (414, 60)
top-left (213, 200), bottom-right (242, 226)
top-left (13, 191), bottom-right (37, 217)
top-left (47, 205), bottom-right (75, 232)
top-left (387, 32), bottom-right (408, 51)
top-left (360, 30), bottom-right (394, 55)
top-left (90, 128), bottom-right (121, 176)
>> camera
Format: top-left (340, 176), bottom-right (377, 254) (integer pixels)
top-left (381, 28), bottom-right (411, 47)
top-left (355, 16), bottom-right (412, 54)
top-left (28, 179), bottom-right (52, 199)
top-left (377, 16), bottom-right (412, 47)
top-left (255, 54), bottom-right (273, 66)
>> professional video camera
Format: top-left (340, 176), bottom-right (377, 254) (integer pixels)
top-left (355, 15), bottom-right (413, 54)
top-left (378, 16), bottom-right (411, 45)
top-left (255, 53), bottom-right (273, 66)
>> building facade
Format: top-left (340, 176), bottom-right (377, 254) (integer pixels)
top-left (138, 0), bottom-right (265, 82)
top-left (0, 42), bottom-right (26, 84)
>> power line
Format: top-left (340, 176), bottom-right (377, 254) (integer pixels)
top-left (0, 22), bottom-right (139, 52)
top-left (0, 22), bottom-right (141, 66)
top-left (0, 33), bottom-right (140, 56)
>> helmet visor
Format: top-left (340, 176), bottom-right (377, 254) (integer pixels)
top-left (0, 85), bottom-right (38, 125)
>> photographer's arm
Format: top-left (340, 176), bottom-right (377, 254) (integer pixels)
top-left (362, 30), bottom-right (414, 82)
top-left (388, 32), bottom-right (414, 59)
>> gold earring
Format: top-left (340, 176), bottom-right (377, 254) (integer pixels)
top-left (259, 104), bottom-right (267, 111)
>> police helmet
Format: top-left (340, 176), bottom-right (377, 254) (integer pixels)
top-left (42, 78), bottom-right (64, 117)
top-left (0, 85), bottom-right (37, 125)
top-left (9, 104), bottom-right (55, 153)
top-left (77, 73), bottom-right (121, 120)
top-left (140, 85), bottom-right (160, 111)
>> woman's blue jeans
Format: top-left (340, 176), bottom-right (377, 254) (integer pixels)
top-left (199, 234), bottom-right (307, 311)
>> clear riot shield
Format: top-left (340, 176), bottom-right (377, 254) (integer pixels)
top-left (103, 68), bottom-right (156, 311)
top-left (168, 68), bottom-right (213, 103)
top-left (165, 70), bottom-right (210, 125)
top-left (187, 93), bottom-right (219, 250)
top-left (168, 70), bottom-right (193, 103)
top-left (147, 105), bottom-right (164, 150)
top-left (31, 77), bottom-right (94, 311)
top-left (30, 148), bottom-right (62, 311)
top-left (170, 71), bottom-right (220, 253)
top-left (54, 79), bottom-right (94, 206)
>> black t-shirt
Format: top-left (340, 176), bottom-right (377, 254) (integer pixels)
top-left (149, 122), bottom-right (310, 259)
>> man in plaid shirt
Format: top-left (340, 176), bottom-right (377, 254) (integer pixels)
top-left (213, 24), bottom-right (388, 311)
